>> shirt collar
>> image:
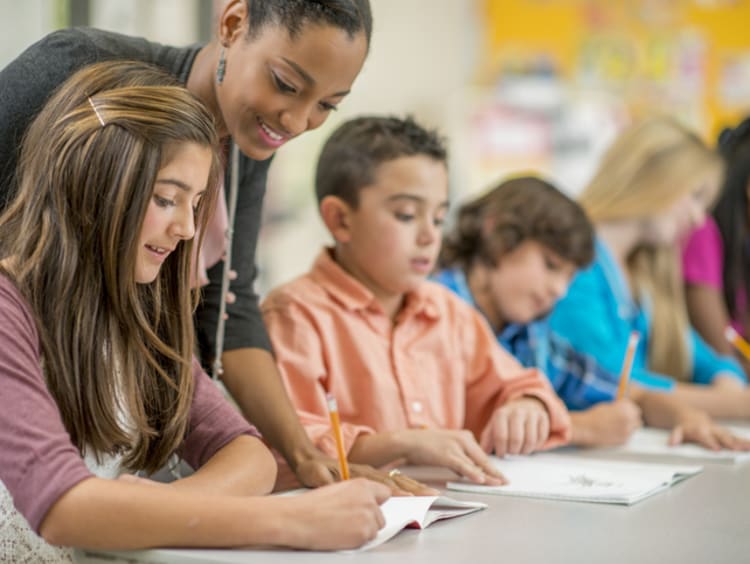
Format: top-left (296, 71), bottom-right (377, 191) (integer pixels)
top-left (432, 267), bottom-right (475, 307)
top-left (310, 248), bottom-right (440, 320)
top-left (595, 237), bottom-right (640, 321)
top-left (497, 321), bottom-right (528, 343)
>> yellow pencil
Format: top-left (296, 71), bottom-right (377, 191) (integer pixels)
top-left (326, 393), bottom-right (350, 480)
top-left (616, 331), bottom-right (640, 400)
top-left (724, 326), bottom-right (750, 363)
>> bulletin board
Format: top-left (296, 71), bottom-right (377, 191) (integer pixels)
top-left (458, 0), bottom-right (750, 196)
top-left (480, 0), bottom-right (750, 139)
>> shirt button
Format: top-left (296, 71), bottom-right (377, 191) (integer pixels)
top-left (411, 401), bottom-right (423, 413)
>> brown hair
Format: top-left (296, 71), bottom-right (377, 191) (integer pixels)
top-left (315, 115), bottom-right (447, 208)
top-left (0, 61), bottom-right (221, 472)
top-left (440, 175), bottom-right (594, 271)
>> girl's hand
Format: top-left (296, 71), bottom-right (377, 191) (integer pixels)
top-left (280, 479), bottom-right (390, 550)
top-left (669, 410), bottom-right (750, 451)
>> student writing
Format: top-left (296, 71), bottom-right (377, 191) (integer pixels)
top-left (435, 175), bottom-right (748, 449)
top-left (0, 0), bottom-right (417, 492)
top-left (262, 117), bottom-right (571, 485)
top-left (0, 62), bottom-right (389, 561)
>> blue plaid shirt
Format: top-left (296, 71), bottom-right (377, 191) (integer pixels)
top-left (432, 268), bottom-right (619, 410)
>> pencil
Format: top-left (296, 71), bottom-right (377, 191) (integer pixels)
top-left (326, 393), bottom-right (350, 480)
top-left (724, 326), bottom-right (750, 363)
top-left (616, 331), bottom-right (640, 400)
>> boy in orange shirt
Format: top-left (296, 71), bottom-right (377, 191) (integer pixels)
top-left (262, 117), bottom-right (571, 484)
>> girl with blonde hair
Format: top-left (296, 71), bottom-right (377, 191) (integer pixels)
top-left (551, 116), bottom-right (750, 420)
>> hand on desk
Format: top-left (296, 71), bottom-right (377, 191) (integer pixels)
top-left (292, 450), bottom-right (439, 496)
top-left (390, 428), bottom-right (507, 486)
top-left (489, 397), bottom-right (551, 456)
top-left (570, 399), bottom-right (643, 447)
top-left (668, 409), bottom-right (750, 451)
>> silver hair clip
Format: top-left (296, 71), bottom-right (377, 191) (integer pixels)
top-left (87, 96), bottom-right (106, 127)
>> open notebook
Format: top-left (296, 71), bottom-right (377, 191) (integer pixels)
top-left (77, 495), bottom-right (486, 562)
top-left (352, 495), bottom-right (486, 552)
top-left (610, 426), bottom-right (750, 464)
top-left (447, 454), bottom-right (702, 505)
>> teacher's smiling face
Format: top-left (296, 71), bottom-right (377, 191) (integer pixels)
top-left (215, 12), bottom-right (368, 161)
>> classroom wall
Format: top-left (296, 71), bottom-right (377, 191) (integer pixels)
top-left (0, 0), bottom-right (201, 66)
top-left (3, 0), bottom-right (750, 295)
top-left (258, 0), bottom-right (481, 290)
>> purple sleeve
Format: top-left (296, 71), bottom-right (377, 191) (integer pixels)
top-left (682, 217), bottom-right (724, 289)
top-left (0, 277), bottom-right (92, 533)
top-left (177, 359), bottom-right (261, 469)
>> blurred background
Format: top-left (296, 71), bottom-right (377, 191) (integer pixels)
top-left (3, 0), bottom-right (750, 292)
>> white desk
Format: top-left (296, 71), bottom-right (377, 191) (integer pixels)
top-left (77, 449), bottom-right (750, 564)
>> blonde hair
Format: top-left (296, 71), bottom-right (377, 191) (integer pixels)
top-left (580, 117), bottom-right (724, 380)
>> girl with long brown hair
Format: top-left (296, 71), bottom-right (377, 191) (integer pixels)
top-left (0, 62), bottom-right (387, 562)
top-left (0, 0), bottom-right (424, 495)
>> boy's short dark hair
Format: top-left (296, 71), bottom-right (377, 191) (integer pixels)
top-left (440, 175), bottom-right (594, 270)
top-left (315, 116), bottom-right (447, 207)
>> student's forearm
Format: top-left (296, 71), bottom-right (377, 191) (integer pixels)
top-left (171, 435), bottom-right (277, 496)
top-left (40, 477), bottom-right (290, 549)
top-left (220, 347), bottom-right (320, 468)
top-left (669, 380), bottom-right (750, 418)
top-left (569, 411), bottom-right (595, 446)
top-left (348, 432), bottom-right (408, 468)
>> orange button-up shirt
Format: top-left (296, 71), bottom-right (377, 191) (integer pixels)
top-left (262, 249), bottom-right (571, 458)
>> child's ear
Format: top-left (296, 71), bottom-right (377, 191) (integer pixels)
top-left (320, 196), bottom-right (353, 243)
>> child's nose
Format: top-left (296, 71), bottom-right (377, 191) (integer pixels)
top-left (418, 219), bottom-right (439, 245)
top-left (171, 208), bottom-right (195, 240)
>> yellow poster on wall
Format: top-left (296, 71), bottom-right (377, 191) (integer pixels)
top-left (481, 0), bottom-right (750, 139)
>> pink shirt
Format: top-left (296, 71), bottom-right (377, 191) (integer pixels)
top-left (682, 217), bottom-right (747, 335)
top-left (0, 275), bottom-right (258, 533)
top-left (262, 249), bottom-right (571, 457)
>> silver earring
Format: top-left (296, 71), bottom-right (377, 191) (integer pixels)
top-left (216, 47), bottom-right (226, 84)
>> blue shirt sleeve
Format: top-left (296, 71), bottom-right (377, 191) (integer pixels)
top-left (550, 261), bottom-right (678, 392)
top-left (550, 265), bottom-right (628, 375)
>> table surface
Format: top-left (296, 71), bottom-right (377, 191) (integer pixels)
top-left (76, 443), bottom-right (750, 564)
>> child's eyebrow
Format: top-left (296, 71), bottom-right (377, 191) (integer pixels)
top-left (156, 178), bottom-right (200, 193)
top-left (155, 178), bottom-right (206, 197)
top-left (386, 194), bottom-right (450, 208)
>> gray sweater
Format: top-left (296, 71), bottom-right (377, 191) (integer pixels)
top-left (0, 27), bottom-right (273, 362)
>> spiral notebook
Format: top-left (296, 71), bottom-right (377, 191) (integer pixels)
top-left (447, 454), bottom-right (702, 505)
